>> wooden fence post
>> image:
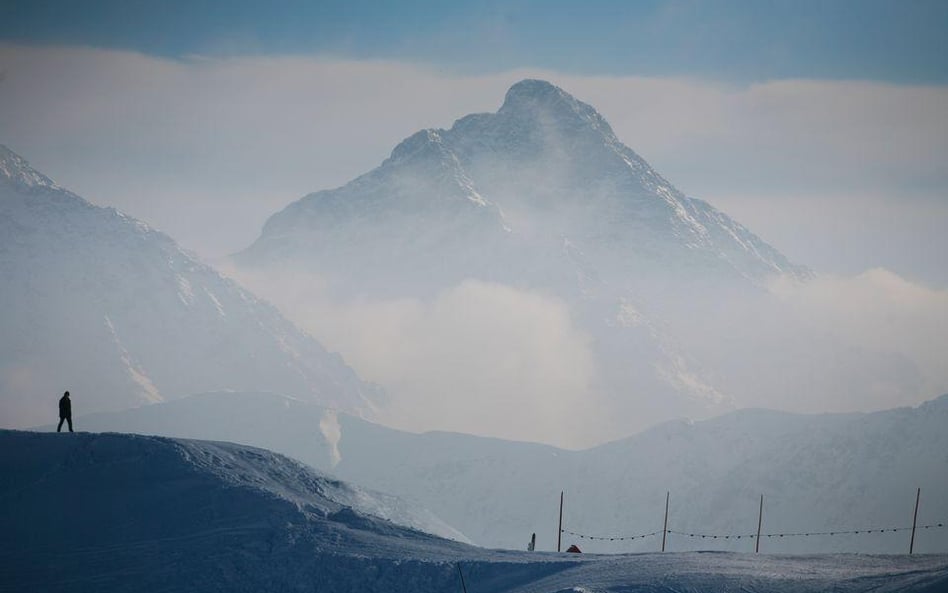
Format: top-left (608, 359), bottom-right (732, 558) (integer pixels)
top-left (755, 494), bottom-right (764, 553)
top-left (910, 488), bottom-right (921, 555)
top-left (662, 491), bottom-right (670, 552)
top-left (557, 491), bottom-right (564, 553)
top-left (456, 562), bottom-right (469, 593)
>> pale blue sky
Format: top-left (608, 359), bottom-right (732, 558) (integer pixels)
top-left (2, 0), bottom-right (947, 83)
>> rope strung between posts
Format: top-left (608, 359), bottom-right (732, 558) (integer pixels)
top-left (560, 528), bottom-right (660, 541)
top-left (560, 522), bottom-right (945, 542)
top-left (668, 522), bottom-right (946, 540)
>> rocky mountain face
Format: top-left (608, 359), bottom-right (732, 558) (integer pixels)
top-left (235, 80), bottom-right (810, 441)
top-left (0, 145), bottom-right (380, 426)
top-left (241, 80), bottom-right (804, 295)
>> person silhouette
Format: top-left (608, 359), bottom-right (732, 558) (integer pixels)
top-left (57, 391), bottom-right (73, 433)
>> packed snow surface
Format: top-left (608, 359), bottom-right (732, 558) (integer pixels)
top-left (2, 430), bottom-right (947, 593)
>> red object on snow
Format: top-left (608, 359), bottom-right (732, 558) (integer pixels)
top-left (566, 544), bottom-right (582, 553)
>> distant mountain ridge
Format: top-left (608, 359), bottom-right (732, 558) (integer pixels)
top-left (0, 145), bottom-right (381, 426)
top-left (71, 390), bottom-right (948, 554)
top-left (6, 429), bottom-right (945, 592)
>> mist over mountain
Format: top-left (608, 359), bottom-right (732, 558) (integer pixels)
top-left (240, 79), bottom-right (804, 293)
top-left (233, 80), bottom-right (935, 446)
top-left (71, 390), bottom-right (948, 555)
top-left (0, 145), bottom-right (381, 427)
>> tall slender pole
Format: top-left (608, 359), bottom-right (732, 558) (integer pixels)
top-left (755, 494), bottom-right (764, 554)
top-left (557, 491), bottom-right (564, 553)
top-left (662, 491), bottom-right (670, 552)
top-left (456, 562), bottom-right (469, 593)
top-left (910, 487), bottom-right (921, 555)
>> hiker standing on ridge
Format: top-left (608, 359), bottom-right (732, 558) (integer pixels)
top-left (57, 391), bottom-right (73, 432)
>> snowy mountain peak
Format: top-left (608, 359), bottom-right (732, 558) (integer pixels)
top-left (388, 128), bottom-right (448, 163)
top-left (241, 80), bottom-right (806, 290)
top-left (500, 79), bottom-right (578, 114)
top-left (501, 79), bottom-right (564, 105)
top-left (497, 79), bottom-right (617, 140)
top-left (0, 145), bottom-right (61, 192)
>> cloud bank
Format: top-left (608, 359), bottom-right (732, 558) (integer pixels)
top-left (224, 267), bottom-right (603, 447)
top-left (660, 268), bottom-right (948, 419)
top-left (769, 269), bottom-right (948, 406)
top-left (223, 262), bottom-right (948, 448)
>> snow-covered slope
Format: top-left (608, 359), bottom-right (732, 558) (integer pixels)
top-left (2, 430), bottom-right (947, 593)
top-left (0, 145), bottom-right (381, 427)
top-left (231, 79), bottom-right (823, 441)
top-left (68, 391), bottom-right (948, 555)
top-left (0, 430), bottom-right (480, 592)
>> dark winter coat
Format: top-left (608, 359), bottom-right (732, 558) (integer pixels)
top-left (59, 395), bottom-right (71, 419)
